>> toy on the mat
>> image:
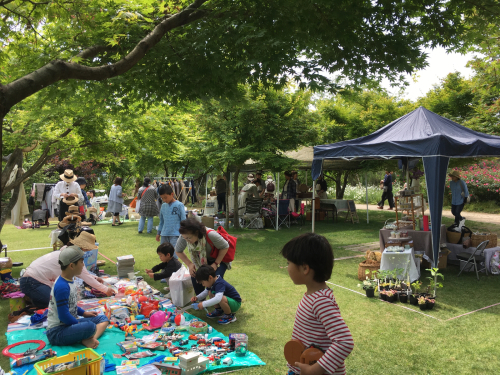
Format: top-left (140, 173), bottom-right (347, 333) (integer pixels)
top-left (2, 340), bottom-right (46, 360)
top-left (284, 339), bottom-right (324, 366)
top-left (140, 300), bottom-right (159, 317)
top-left (10, 349), bottom-right (56, 367)
top-left (174, 313), bottom-right (185, 326)
top-left (149, 310), bottom-right (166, 329)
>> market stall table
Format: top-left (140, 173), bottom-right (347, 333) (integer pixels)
top-left (380, 225), bottom-right (447, 261)
top-left (321, 199), bottom-right (349, 212)
top-left (380, 248), bottom-right (420, 282)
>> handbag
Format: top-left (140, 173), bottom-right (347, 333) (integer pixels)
top-left (130, 197), bottom-right (137, 209)
top-left (206, 227), bottom-right (237, 263)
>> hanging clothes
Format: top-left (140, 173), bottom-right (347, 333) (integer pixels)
top-left (41, 184), bottom-right (56, 218)
top-left (34, 183), bottom-right (46, 202)
top-left (180, 180), bottom-right (186, 203)
top-left (190, 179), bottom-right (197, 204)
top-left (9, 167), bottom-right (30, 227)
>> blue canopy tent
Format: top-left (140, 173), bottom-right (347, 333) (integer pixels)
top-left (312, 106), bottom-right (500, 267)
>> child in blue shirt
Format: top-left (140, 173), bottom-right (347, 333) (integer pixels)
top-left (46, 246), bottom-right (109, 349)
top-left (156, 184), bottom-right (186, 258)
top-left (191, 265), bottom-right (241, 325)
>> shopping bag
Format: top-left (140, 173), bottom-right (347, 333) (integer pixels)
top-left (130, 197), bottom-right (137, 208)
top-left (168, 265), bottom-right (194, 307)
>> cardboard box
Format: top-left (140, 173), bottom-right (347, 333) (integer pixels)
top-left (422, 247), bottom-right (451, 269)
top-left (305, 211), bottom-right (325, 221)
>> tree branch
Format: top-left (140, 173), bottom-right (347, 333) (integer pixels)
top-left (1, 0), bottom-right (208, 117)
top-left (75, 45), bottom-right (114, 60)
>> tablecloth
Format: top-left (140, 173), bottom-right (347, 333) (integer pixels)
top-left (380, 248), bottom-right (420, 282)
top-left (380, 224), bottom-right (447, 260)
top-left (321, 199), bottom-right (349, 212)
top-left (445, 243), bottom-right (500, 273)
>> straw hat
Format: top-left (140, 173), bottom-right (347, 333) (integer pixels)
top-left (70, 231), bottom-right (97, 250)
top-left (60, 169), bottom-right (77, 183)
top-left (448, 170), bottom-right (461, 179)
top-left (62, 195), bottom-right (79, 205)
top-left (247, 173), bottom-right (255, 181)
top-left (58, 215), bottom-right (82, 229)
top-left (65, 205), bottom-right (80, 216)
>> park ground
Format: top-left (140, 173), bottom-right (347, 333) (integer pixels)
top-left (1, 209), bottom-right (499, 374)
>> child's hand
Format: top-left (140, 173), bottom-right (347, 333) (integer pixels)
top-left (147, 272), bottom-right (154, 279)
top-left (83, 311), bottom-right (98, 318)
top-left (190, 296), bottom-right (198, 303)
top-left (145, 269), bottom-right (152, 273)
top-left (197, 302), bottom-right (204, 310)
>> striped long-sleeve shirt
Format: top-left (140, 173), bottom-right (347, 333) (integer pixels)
top-left (288, 288), bottom-right (354, 375)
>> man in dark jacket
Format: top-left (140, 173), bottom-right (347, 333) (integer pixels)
top-left (377, 170), bottom-right (394, 210)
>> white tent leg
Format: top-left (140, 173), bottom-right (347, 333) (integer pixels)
top-left (276, 173), bottom-right (280, 231)
top-left (312, 179), bottom-right (316, 233)
top-left (366, 172), bottom-right (369, 224)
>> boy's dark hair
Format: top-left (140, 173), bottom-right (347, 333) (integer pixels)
top-left (280, 233), bottom-right (334, 282)
top-left (284, 171), bottom-right (292, 177)
top-left (114, 177), bottom-right (123, 185)
top-left (157, 242), bottom-right (175, 257)
top-left (195, 264), bottom-right (216, 282)
top-left (88, 190), bottom-right (95, 195)
top-left (58, 260), bottom-right (78, 271)
top-left (159, 184), bottom-right (174, 196)
top-left (179, 219), bottom-right (206, 239)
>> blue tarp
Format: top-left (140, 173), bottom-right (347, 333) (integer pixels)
top-left (312, 107), bottom-right (500, 267)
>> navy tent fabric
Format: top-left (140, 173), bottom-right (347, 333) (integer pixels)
top-left (312, 107), bottom-right (500, 267)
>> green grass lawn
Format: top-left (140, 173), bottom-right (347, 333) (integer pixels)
top-left (1, 211), bottom-right (500, 374)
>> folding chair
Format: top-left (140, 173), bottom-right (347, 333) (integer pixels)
top-left (242, 198), bottom-right (264, 229)
top-left (278, 199), bottom-right (290, 229)
top-left (457, 240), bottom-right (489, 281)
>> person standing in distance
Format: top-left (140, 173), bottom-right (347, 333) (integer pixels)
top-left (156, 184), bottom-right (186, 259)
top-left (449, 170), bottom-right (469, 228)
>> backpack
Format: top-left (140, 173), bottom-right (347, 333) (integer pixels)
top-left (206, 227), bottom-right (237, 263)
top-left (266, 181), bottom-right (275, 193)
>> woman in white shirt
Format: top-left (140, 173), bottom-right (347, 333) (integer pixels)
top-left (53, 169), bottom-right (83, 220)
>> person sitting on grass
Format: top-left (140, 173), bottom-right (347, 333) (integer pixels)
top-left (46, 246), bottom-right (109, 349)
top-left (191, 265), bottom-right (241, 325)
top-left (145, 242), bottom-right (182, 286)
top-left (281, 233), bottom-right (354, 375)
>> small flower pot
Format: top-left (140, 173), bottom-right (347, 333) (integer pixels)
top-left (365, 288), bottom-right (375, 298)
top-left (426, 300), bottom-right (435, 310)
top-left (399, 294), bottom-right (408, 303)
top-left (418, 303), bottom-right (427, 310)
top-left (386, 295), bottom-right (396, 303)
top-left (409, 294), bottom-right (418, 305)
top-left (381, 293), bottom-right (387, 301)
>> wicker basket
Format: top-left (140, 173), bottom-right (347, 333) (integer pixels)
top-left (471, 233), bottom-right (497, 249)
top-left (358, 260), bottom-right (380, 281)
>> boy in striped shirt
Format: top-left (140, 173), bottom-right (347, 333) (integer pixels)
top-left (281, 233), bottom-right (354, 375)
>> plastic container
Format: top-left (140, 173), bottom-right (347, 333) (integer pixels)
top-left (229, 333), bottom-right (248, 357)
top-left (35, 349), bottom-right (103, 375)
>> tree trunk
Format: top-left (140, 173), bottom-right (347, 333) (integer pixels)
top-left (182, 160), bottom-right (190, 180)
top-left (0, 159), bottom-right (24, 234)
top-left (233, 169), bottom-right (240, 229)
top-left (224, 167), bottom-right (230, 230)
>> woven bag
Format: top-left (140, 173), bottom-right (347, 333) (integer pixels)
top-left (358, 260), bottom-right (380, 281)
top-left (471, 233), bottom-right (497, 249)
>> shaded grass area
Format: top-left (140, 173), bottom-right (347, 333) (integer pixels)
top-left (1, 211), bottom-right (500, 374)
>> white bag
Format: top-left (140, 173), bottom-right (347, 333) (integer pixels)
top-left (168, 265), bottom-right (194, 307)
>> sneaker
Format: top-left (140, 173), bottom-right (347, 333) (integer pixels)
top-left (377, 206), bottom-right (383, 209)
top-left (218, 313), bottom-right (236, 324)
top-left (138, 231), bottom-right (143, 234)
top-left (206, 309), bottom-right (225, 319)
top-left (387, 207), bottom-right (393, 210)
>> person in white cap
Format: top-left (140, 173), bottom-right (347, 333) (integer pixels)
top-left (45, 246), bottom-right (109, 349)
top-left (53, 169), bottom-right (83, 221)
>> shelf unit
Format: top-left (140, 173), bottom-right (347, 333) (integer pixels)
top-left (395, 193), bottom-right (425, 230)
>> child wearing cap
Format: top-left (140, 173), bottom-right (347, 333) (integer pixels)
top-left (46, 246), bottom-right (109, 349)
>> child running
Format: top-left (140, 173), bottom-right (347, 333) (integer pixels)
top-left (46, 246), bottom-right (109, 349)
top-left (281, 233), bottom-right (354, 375)
top-left (191, 265), bottom-right (241, 325)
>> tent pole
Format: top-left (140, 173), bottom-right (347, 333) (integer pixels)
top-left (276, 173), bottom-right (280, 231)
top-left (229, 172), bottom-right (232, 227)
top-left (312, 179), bottom-right (316, 233)
top-left (366, 172), bottom-right (369, 224)
top-left (205, 174), bottom-right (208, 214)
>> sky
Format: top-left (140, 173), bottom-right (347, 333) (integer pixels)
top-left (383, 47), bottom-right (476, 102)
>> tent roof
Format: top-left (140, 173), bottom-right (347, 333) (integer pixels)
top-left (230, 147), bottom-right (362, 172)
top-left (314, 106), bottom-right (500, 161)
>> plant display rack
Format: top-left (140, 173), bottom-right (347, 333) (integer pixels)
top-left (394, 193), bottom-right (425, 230)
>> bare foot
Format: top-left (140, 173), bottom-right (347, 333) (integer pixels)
top-left (82, 337), bottom-right (99, 349)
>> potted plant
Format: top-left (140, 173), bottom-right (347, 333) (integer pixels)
top-left (399, 292), bottom-right (408, 303)
top-left (426, 267), bottom-right (444, 298)
top-left (386, 290), bottom-right (396, 303)
top-left (410, 281), bottom-right (422, 305)
top-left (379, 290), bottom-right (387, 301)
top-left (418, 296), bottom-right (427, 310)
top-left (358, 271), bottom-right (378, 298)
top-left (426, 297), bottom-right (435, 310)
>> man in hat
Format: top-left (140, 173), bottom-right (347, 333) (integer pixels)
top-left (449, 170), bottom-right (469, 228)
top-left (246, 173), bottom-right (255, 185)
top-left (53, 169), bottom-right (83, 221)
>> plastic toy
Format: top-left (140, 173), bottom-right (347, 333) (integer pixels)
top-left (11, 349), bottom-right (56, 367)
top-left (140, 300), bottom-right (159, 317)
top-left (149, 311), bottom-right (166, 329)
top-left (174, 313), bottom-right (185, 326)
top-left (2, 340), bottom-right (46, 359)
top-left (284, 339), bottom-right (324, 366)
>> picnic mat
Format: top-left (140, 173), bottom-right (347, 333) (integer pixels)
top-left (6, 312), bottom-right (265, 375)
